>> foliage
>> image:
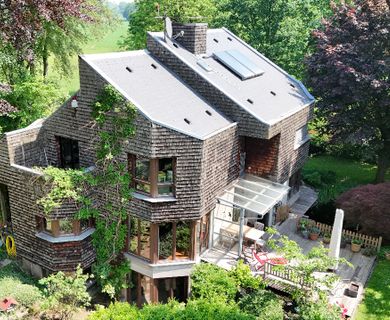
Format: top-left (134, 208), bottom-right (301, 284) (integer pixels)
top-left (336, 182), bottom-right (390, 244)
top-left (39, 266), bottom-right (91, 319)
top-left (88, 299), bottom-right (255, 320)
top-left (0, 0), bottom-right (116, 82)
top-left (120, 0), bottom-right (217, 50)
top-left (0, 77), bottom-right (66, 134)
top-left (0, 276), bottom-right (43, 307)
top-left (267, 228), bottom-right (350, 300)
top-left (36, 167), bottom-right (85, 215)
top-left (297, 299), bottom-right (342, 320)
top-left (216, 0), bottom-right (334, 79)
top-left (77, 84), bottom-right (136, 298)
top-left (238, 289), bottom-right (284, 320)
top-left (356, 246), bottom-right (390, 320)
top-left (190, 262), bottom-right (237, 303)
top-left (230, 260), bottom-right (263, 292)
top-left (305, 0), bottom-right (390, 183)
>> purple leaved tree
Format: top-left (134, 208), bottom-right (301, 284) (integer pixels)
top-left (306, 0), bottom-right (390, 183)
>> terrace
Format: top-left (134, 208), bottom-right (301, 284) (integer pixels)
top-left (201, 197), bottom-right (380, 318)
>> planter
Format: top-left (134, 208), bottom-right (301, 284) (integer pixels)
top-left (323, 233), bottom-right (331, 244)
top-left (309, 232), bottom-right (320, 241)
top-left (344, 282), bottom-right (359, 298)
top-left (301, 229), bottom-right (309, 239)
top-left (351, 242), bottom-right (362, 253)
top-left (385, 252), bottom-right (390, 261)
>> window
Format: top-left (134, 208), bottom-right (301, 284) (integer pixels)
top-left (36, 217), bottom-right (92, 237)
top-left (0, 184), bottom-right (11, 225)
top-left (129, 155), bottom-right (175, 197)
top-left (56, 136), bottom-right (80, 169)
top-left (294, 125), bottom-right (310, 149)
top-left (158, 221), bottom-right (192, 262)
top-left (129, 217), bottom-right (151, 261)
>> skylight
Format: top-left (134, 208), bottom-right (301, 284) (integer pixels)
top-left (213, 49), bottom-right (265, 80)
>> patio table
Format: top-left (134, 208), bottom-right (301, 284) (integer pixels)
top-left (221, 223), bottom-right (264, 242)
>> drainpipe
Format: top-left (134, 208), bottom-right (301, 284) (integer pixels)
top-left (238, 208), bottom-right (245, 257)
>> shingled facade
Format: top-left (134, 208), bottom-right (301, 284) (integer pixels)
top-left (0, 23), bottom-right (314, 304)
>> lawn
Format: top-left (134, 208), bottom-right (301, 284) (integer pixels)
top-left (356, 248), bottom-right (390, 320)
top-left (47, 20), bottom-right (128, 96)
top-left (304, 155), bottom-right (390, 203)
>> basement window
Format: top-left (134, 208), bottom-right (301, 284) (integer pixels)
top-left (294, 125), bottom-right (310, 149)
top-left (128, 154), bottom-right (176, 198)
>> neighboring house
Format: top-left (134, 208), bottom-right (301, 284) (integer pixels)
top-left (0, 23), bottom-right (314, 305)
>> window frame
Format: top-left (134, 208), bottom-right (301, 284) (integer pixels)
top-left (294, 125), bottom-right (310, 149)
top-left (36, 216), bottom-right (93, 237)
top-left (128, 154), bottom-right (176, 198)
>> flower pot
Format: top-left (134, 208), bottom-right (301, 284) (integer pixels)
top-left (309, 233), bottom-right (319, 241)
top-left (323, 237), bottom-right (331, 244)
top-left (385, 252), bottom-right (390, 261)
top-left (351, 243), bottom-right (361, 253)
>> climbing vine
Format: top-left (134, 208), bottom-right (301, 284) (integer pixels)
top-left (36, 166), bottom-right (84, 215)
top-left (76, 84), bottom-right (137, 298)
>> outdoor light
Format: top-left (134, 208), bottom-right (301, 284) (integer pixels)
top-left (71, 96), bottom-right (78, 109)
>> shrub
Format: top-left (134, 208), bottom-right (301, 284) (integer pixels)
top-left (184, 299), bottom-right (255, 320)
top-left (0, 277), bottom-right (43, 307)
top-left (190, 263), bottom-right (237, 303)
top-left (238, 289), bottom-right (284, 320)
top-left (141, 300), bottom-right (184, 320)
top-left (39, 266), bottom-right (91, 320)
top-left (88, 302), bottom-right (139, 320)
top-left (298, 300), bottom-right (341, 320)
top-left (230, 260), bottom-right (263, 292)
top-left (336, 182), bottom-right (390, 244)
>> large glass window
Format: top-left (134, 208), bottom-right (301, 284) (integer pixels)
top-left (0, 184), bottom-right (11, 226)
top-left (129, 217), bottom-right (151, 261)
top-left (129, 155), bottom-right (175, 197)
top-left (56, 136), bottom-right (80, 169)
top-left (158, 222), bottom-right (192, 262)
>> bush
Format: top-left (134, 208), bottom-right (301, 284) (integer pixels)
top-left (336, 182), bottom-right (390, 244)
top-left (230, 260), bottom-right (263, 292)
top-left (88, 302), bottom-right (139, 320)
top-left (0, 277), bottom-right (43, 307)
top-left (298, 300), bottom-right (341, 320)
top-left (238, 289), bottom-right (284, 320)
top-left (141, 300), bottom-right (184, 320)
top-left (190, 263), bottom-right (237, 303)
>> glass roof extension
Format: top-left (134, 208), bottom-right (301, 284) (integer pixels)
top-left (217, 174), bottom-right (290, 217)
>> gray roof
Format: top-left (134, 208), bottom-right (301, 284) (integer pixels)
top-left (149, 28), bottom-right (315, 126)
top-left (81, 51), bottom-right (234, 140)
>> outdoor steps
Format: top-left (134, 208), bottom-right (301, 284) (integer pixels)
top-left (289, 185), bottom-right (318, 216)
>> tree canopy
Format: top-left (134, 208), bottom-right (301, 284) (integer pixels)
top-left (215, 0), bottom-right (334, 78)
top-left (120, 0), bottom-right (217, 50)
top-left (306, 0), bottom-right (390, 183)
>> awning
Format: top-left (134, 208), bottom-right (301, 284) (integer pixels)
top-left (217, 174), bottom-right (290, 217)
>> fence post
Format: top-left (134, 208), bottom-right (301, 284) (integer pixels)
top-left (378, 237), bottom-right (382, 252)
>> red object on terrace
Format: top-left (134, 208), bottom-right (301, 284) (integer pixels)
top-left (0, 297), bottom-right (18, 312)
top-left (253, 251), bottom-right (288, 270)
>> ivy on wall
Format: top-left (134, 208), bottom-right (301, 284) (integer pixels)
top-left (77, 84), bottom-right (137, 298)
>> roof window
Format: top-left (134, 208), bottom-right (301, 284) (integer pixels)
top-left (290, 83), bottom-right (296, 89)
top-left (205, 110), bottom-right (212, 116)
top-left (227, 37), bottom-right (233, 41)
top-left (270, 91), bottom-right (276, 96)
top-left (213, 49), bottom-right (265, 80)
top-left (173, 43), bottom-right (179, 48)
top-left (126, 67), bottom-right (132, 73)
top-left (151, 63), bottom-right (157, 69)
top-left (184, 118), bottom-right (191, 125)
top-left (213, 38), bottom-right (219, 43)
top-left (247, 99), bottom-right (254, 104)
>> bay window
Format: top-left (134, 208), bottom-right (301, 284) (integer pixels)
top-left (36, 216), bottom-right (93, 237)
top-left (128, 154), bottom-right (175, 197)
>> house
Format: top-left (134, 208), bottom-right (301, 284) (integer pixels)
top-left (0, 22), bottom-right (314, 305)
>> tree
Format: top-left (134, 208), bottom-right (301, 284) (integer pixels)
top-left (216, 0), bottom-right (333, 78)
top-left (0, 0), bottom-right (116, 81)
top-left (306, 0), bottom-right (390, 183)
top-left (120, 0), bottom-right (217, 50)
top-left (336, 182), bottom-right (390, 244)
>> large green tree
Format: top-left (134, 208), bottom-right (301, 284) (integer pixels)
top-left (306, 0), bottom-right (390, 183)
top-left (216, 0), bottom-right (333, 78)
top-left (120, 0), bottom-right (217, 50)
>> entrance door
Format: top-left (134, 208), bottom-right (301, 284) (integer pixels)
top-left (57, 137), bottom-right (80, 169)
top-left (0, 184), bottom-right (11, 225)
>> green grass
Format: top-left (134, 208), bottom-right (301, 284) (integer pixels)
top-left (356, 248), bottom-right (390, 320)
top-left (304, 155), bottom-right (390, 203)
top-left (47, 20), bottom-right (128, 96)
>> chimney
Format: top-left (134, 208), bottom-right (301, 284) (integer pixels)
top-left (172, 23), bottom-right (208, 55)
